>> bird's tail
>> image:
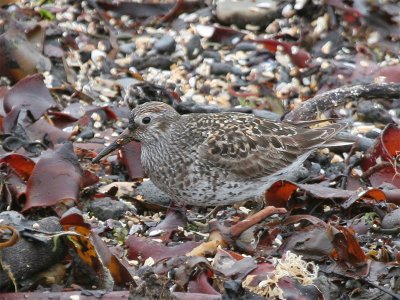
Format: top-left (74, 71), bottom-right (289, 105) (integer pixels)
top-left (289, 120), bottom-right (351, 149)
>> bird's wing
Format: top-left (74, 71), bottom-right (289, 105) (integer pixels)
top-left (198, 114), bottom-right (345, 179)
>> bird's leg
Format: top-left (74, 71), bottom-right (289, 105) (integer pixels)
top-left (166, 200), bottom-right (187, 215)
top-left (232, 196), bottom-right (265, 215)
top-left (187, 206), bottom-right (222, 222)
top-left (167, 200), bottom-right (220, 223)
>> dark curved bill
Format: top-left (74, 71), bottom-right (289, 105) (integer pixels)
top-left (92, 129), bottom-right (133, 163)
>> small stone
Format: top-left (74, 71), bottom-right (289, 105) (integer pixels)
top-left (91, 49), bottom-right (106, 63)
top-left (357, 100), bottom-right (393, 124)
top-left (154, 35), bottom-right (176, 54)
top-left (235, 42), bottom-right (257, 52)
top-left (186, 35), bottom-right (203, 60)
top-left (309, 162), bottom-right (322, 176)
top-left (295, 166), bottom-right (309, 181)
top-left (120, 42), bottom-right (136, 54)
top-left (132, 55), bottom-right (173, 70)
top-left (202, 50), bottom-right (221, 62)
top-left (210, 62), bottom-right (242, 75)
top-left (87, 198), bottom-right (131, 221)
top-left (365, 130), bottom-right (380, 139)
top-left (325, 162), bottom-right (345, 178)
top-left (78, 128), bottom-right (95, 140)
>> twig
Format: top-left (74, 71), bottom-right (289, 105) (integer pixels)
top-left (339, 141), bottom-right (359, 189)
top-left (369, 226), bottom-right (400, 234)
top-left (319, 269), bottom-right (400, 300)
top-left (360, 278), bottom-right (400, 300)
top-left (284, 83), bottom-right (400, 122)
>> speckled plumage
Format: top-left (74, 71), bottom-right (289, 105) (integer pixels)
top-left (93, 102), bottom-right (347, 206)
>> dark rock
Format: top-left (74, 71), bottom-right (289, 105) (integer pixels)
top-left (309, 162), bottom-right (322, 176)
top-left (381, 208), bottom-right (400, 229)
top-left (357, 100), bottom-right (393, 124)
top-left (310, 151), bottom-right (330, 166)
top-left (325, 162), bottom-right (345, 178)
top-left (210, 62), bottom-right (242, 75)
top-left (181, 60), bottom-right (193, 70)
top-left (247, 53), bottom-right (274, 66)
top-left (80, 51), bottom-right (91, 63)
top-left (78, 128), bottom-right (95, 140)
top-left (235, 42), bottom-right (257, 51)
top-left (186, 35), bottom-right (203, 59)
top-left (87, 198), bottom-right (131, 220)
top-left (202, 50), bottom-right (221, 61)
top-left (348, 155), bottom-right (360, 166)
top-left (296, 166), bottom-right (310, 180)
top-left (154, 35), bottom-right (176, 54)
top-left (132, 54), bottom-right (173, 70)
top-left (365, 129), bottom-right (381, 139)
top-left (171, 18), bottom-right (189, 31)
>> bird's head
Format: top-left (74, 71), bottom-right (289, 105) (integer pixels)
top-left (92, 102), bottom-right (179, 163)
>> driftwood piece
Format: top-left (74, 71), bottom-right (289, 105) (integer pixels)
top-left (284, 83), bottom-right (400, 122)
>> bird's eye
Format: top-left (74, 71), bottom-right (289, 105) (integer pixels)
top-left (142, 117), bottom-right (151, 124)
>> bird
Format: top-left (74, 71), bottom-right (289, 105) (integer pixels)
top-left (93, 102), bottom-right (347, 206)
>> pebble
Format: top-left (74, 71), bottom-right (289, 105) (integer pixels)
top-left (132, 55), bottom-right (173, 70)
top-left (91, 49), bottom-right (106, 63)
top-left (202, 50), bottom-right (221, 62)
top-left (120, 42), bottom-right (136, 54)
top-left (325, 162), bottom-right (345, 178)
top-left (87, 198), bottom-right (132, 221)
top-left (210, 62), bottom-right (242, 75)
top-left (357, 100), bottom-right (393, 124)
top-left (381, 208), bottom-right (400, 229)
top-left (186, 35), bottom-right (203, 59)
top-left (235, 42), bottom-right (257, 52)
top-left (365, 129), bottom-right (381, 139)
top-left (154, 35), bottom-right (176, 54)
top-left (78, 128), bottom-right (95, 140)
top-left (309, 162), bottom-right (322, 176)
